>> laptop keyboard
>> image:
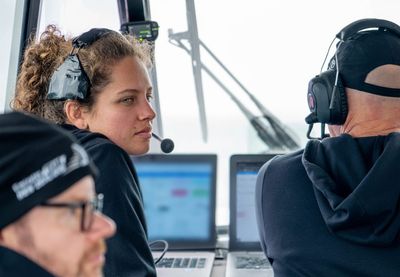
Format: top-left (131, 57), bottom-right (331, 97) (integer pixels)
top-left (235, 256), bottom-right (271, 269)
top-left (156, 257), bottom-right (207, 268)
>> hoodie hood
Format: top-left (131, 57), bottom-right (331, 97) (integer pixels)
top-left (302, 133), bottom-right (400, 247)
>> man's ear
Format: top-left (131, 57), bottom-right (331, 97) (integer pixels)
top-left (64, 101), bottom-right (89, 129)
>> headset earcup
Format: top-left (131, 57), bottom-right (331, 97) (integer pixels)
top-left (307, 72), bottom-right (334, 124)
top-left (47, 29), bottom-right (116, 101)
top-left (308, 70), bottom-right (348, 125)
top-left (47, 55), bottom-right (90, 100)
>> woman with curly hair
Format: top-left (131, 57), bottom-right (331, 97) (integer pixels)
top-left (13, 25), bottom-right (157, 277)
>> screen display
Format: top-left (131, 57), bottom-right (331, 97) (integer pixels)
top-left (135, 162), bottom-right (213, 241)
top-left (128, 24), bottom-right (152, 39)
top-left (235, 162), bottom-right (265, 242)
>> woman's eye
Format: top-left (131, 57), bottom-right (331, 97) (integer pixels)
top-left (121, 97), bottom-right (134, 104)
top-left (146, 94), bottom-right (153, 101)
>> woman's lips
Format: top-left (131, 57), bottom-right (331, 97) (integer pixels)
top-left (135, 129), bottom-right (152, 139)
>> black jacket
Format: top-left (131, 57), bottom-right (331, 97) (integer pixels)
top-left (0, 246), bottom-right (55, 276)
top-left (62, 124), bottom-right (156, 277)
top-left (256, 133), bottom-right (400, 277)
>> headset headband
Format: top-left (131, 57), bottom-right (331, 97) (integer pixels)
top-left (337, 18), bottom-right (400, 41)
top-left (72, 28), bottom-right (114, 49)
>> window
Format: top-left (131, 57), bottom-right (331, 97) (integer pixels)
top-left (37, 0), bottom-right (120, 38)
top-left (148, 0), bottom-right (400, 225)
top-left (0, 0), bottom-right (24, 113)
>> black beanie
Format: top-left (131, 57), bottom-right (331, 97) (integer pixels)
top-left (0, 112), bottom-right (97, 229)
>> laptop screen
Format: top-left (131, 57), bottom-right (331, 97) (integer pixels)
top-left (229, 154), bottom-right (277, 251)
top-left (132, 154), bottom-right (217, 250)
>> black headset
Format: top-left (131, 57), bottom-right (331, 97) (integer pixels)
top-left (305, 18), bottom-right (400, 139)
top-left (47, 28), bottom-right (116, 101)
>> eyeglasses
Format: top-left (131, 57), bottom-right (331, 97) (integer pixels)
top-left (40, 193), bottom-right (104, 232)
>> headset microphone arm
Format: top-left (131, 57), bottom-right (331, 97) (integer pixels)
top-left (305, 113), bottom-right (329, 140)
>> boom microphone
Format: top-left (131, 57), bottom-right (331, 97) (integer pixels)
top-left (151, 133), bottom-right (175, 153)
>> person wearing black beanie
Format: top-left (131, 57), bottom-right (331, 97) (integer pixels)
top-left (0, 112), bottom-right (116, 277)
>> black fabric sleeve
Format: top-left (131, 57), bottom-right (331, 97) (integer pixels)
top-left (87, 142), bottom-right (156, 277)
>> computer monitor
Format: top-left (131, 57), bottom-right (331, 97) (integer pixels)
top-left (132, 154), bottom-right (217, 250)
top-left (229, 154), bottom-right (277, 251)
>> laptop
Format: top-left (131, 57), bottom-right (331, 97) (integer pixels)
top-left (226, 154), bottom-right (276, 277)
top-left (133, 154), bottom-right (217, 277)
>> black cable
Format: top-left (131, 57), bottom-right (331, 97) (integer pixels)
top-left (148, 240), bottom-right (169, 265)
top-left (306, 123), bottom-right (314, 139)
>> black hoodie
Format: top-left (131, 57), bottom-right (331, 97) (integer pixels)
top-left (0, 246), bottom-right (54, 277)
top-left (256, 133), bottom-right (400, 277)
top-left (61, 124), bottom-right (156, 277)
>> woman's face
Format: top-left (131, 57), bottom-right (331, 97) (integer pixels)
top-left (84, 56), bottom-right (156, 155)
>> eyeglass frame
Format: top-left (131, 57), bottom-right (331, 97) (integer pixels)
top-left (40, 193), bottom-right (104, 232)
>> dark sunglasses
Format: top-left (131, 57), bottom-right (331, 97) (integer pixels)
top-left (40, 193), bottom-right (104, 232)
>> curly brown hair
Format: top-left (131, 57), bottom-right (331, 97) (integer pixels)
top-left (12, 24), bottom-right (152, 124)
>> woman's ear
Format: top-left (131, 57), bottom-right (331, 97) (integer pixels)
top-left (64, 101), bottom-right (89, 129)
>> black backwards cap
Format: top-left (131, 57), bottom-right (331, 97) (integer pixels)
top-left (329, 29), bottom-right (400, 97)
top-left (0, 112), bottom-right (97, 229)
